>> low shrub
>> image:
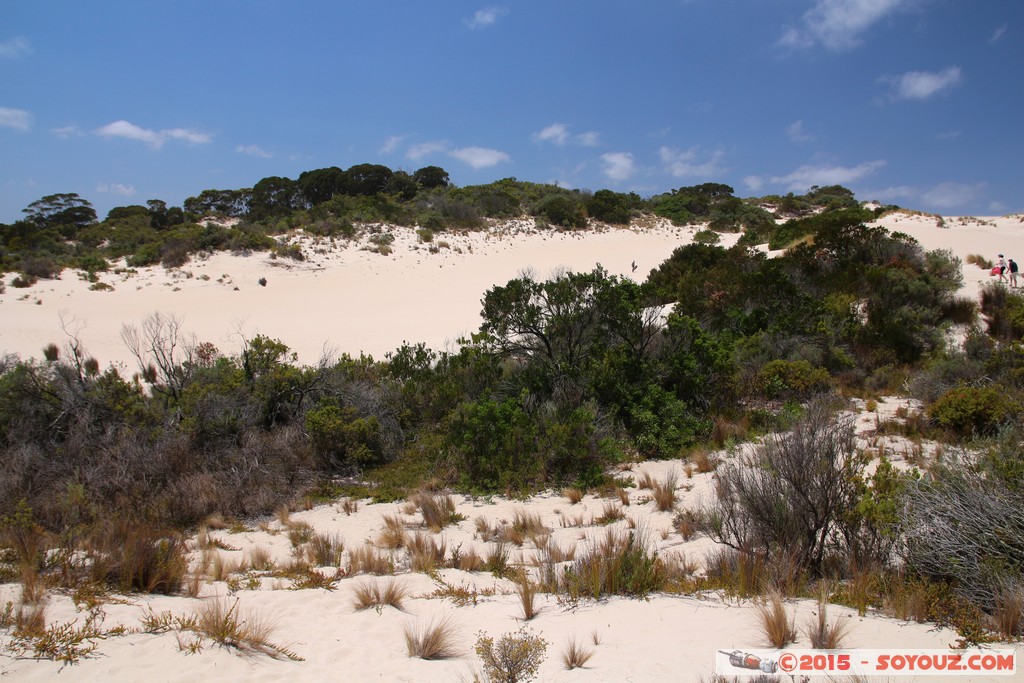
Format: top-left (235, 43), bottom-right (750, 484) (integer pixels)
top-left (928, 385), bottom-right (1020, 437)
top-left (475, 626), bottom-right (548, 683)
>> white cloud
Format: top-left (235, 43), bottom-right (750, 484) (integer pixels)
top-left (881, 66), bottom-right (963, 100)
top-left (465, 6), bottom-right (508, 29)
top-left (96, 182), bottom-right (137, 197)
top-left (236, 144), bottom-right (273, 158)
top-left (449, 146), bottom-right (510, 169)
top-left (0, 106), bottom-right (33, 131)
top-left (936, 130), bottom-right (961, 140)
top-left (532, 123), bottom-right (601, 147)
top-left (0, 36), bottom-right (31, 59)
top-left (990, 23), bottom-right (1008, 43)
top-left (406, 141), bottom-right (449, 161)
top-left (601, 152), bottom-right (635, 182)
top-left (51, 125), bottom-right (82, 138)
top-left (659, 146), bottom-right (726, 178)
top-left (786, 120), bottom-right (814, 143)
top-left (780, 0), bottom-right (912, 51)
top-left (380, 135), bottom-right (404, 154)
top-left (743, 175), bottom-right (765, 192)
top-left (751, 159), bottom-right (887, 192)
top-left (95, 120), bottom-right (212, 149)
top-left (533, 123), bottom-right (569, 145)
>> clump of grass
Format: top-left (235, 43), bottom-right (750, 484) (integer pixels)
top-left (246, 545), bottom-right (275, 571)
top-left (516, 578), bottom-right (539, 620)
top-left (559, 528), bottom-right (662, 600)
top-left (804, 593), bottom-right (851, 649)
top-left (966, 253), bottom-right (994, 269)
top-left (562, 636), bottom-right (594, 670)
top-left (378, 514), bottom-right (408, 550)
top-left (340, 498), bottom-right (359, 516)
top-left (412, 490), bottom-right (465, 532)
top-left (352, 578), bottom-right (409, 611)
top-left (408, 532), bottom-right (447, 574)
top-left (348, 544), bottom-right (395, 576)
top-left (561, 487), bottom-right (584, 504)
top-left (691, 448), bottom-right (719, 473)
top-left (652, 472), bottom-right (677, 512)
top-left (703, 547), bottom-right (764, 599)
top-left (991, 587), bottom-right (1023, 640)
top-left (636, 470), bottom-right (656, 490)
top-left (450, 543), bottom-right (484, 572)
top-left (483, 542), bottom-right (512, 579)
top-left (306, 531), bottom-right (345, 567)
top-left (193, 598), bottom-right (302, 660)
top-left (475, 516), bottom-right (498, 542)
top-left (403, 615), bottom-right (460, 660)
top-left (595, 502), bottom-right (624, 525)
top-left (286, 520), bottom-right (315, 548)
top-left (5, 605), bottom-right (107, 665)
top-left (672, 509), bottom-right (702, 541)
top-left (755, 589), bottom-right (796, 648)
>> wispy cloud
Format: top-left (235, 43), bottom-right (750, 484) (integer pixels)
top-left (747, 159), bottom-right (887, 193)
top-left (449, 146), bottom-right (510, 169)
top-left (785, 120), bottom-right (814, 143)
top-left (51, 125), bottom-right (82, 138)
top-left (0, 106), bottom-right (33, 131)
top-left (780, 0), bottom-right (912, 51)
top-left (403, 140), bottom-right (510, 168)
top-left (96, 182), bottom-right (137, 197)
top-left (532, 123), bottom-right (601, 147)
top-left (380, 135), bottom-right (404, 154)
top-left (236, 144), bottom-right (273, 158)
top-left (659, 146), bottom-right (725, 178)
top-left (95, 120), bottom-right (212, 149)
top-left (465, 6), bottom-right (508, 29)
top-left (406, 140), bottom-right (449, 161)
top-left (601, 152), bottom-right (635, 182)
top-left (0, 36), bottom-right (32, 59)
top-left (936, 130), bottom-right (960, 140)
top-left (880, 66), bottom-right (962, 101)
top-left (990, 23), bottom-right (1008, 43)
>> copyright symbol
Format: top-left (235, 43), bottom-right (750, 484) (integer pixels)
top-left (778, 652), bottom-right (797, 673)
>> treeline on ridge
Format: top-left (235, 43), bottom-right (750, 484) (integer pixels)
top-left (0, 159), bottom-right (886, 280)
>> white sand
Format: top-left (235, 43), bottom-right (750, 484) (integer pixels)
top-left (1, 214), bottom-right (1023, 680)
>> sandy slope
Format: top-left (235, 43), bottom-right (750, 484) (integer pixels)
top-left (1, 214), bottom-right (1023, 680)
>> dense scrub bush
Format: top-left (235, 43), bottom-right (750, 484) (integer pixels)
top-left (927, 385), bottom-right (1021, 438)
top-left (981, 283), bottom-right (1024, 341)
top-left (755, 359), bottom-right (831, 399)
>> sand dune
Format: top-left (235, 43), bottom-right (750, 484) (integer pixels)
top-left (1, 214), bottom-right (1023, 680)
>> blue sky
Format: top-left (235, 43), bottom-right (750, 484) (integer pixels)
top-left (2, 0), bottom-right (1021, 222)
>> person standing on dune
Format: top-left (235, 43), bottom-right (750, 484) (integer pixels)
top-left (997, 254), bottom-right (1008, 283)
top-left (1009, 258), bottom-right (1019, 287)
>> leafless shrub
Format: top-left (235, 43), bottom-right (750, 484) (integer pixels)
top-left (705, 398), bottom-right (862, 576)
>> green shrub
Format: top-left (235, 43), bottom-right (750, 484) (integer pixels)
top-left (475, 626), bottom-right (548, 683)
top-left (755, 359), bottom-right (831, 399)
top-left (928, 385), bottom-right (1020, 437)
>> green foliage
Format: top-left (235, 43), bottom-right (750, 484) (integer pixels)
top-left (585, 189), bottom-right (635, 225)
top-left (928, 385), bottom-right (1020, 437)
top-left (305, 401), bottom-right (383, 469)
top-left (535, 194), bottom-right (587, 229)
top-left (755, 359), bottom-right (831, 399)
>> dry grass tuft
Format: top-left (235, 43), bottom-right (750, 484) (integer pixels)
top-left (691, 448), bottom-right (719, 473)
top-left (352, 578), bottom-right (409, 611)
top-left (408, 532), bottom-right (447, 574)
top-left (636, 470), bottom-right (656, 490)
top-left (562, 636), bottom-right (595, 670)
top-left (403, 615), bottom-right (460, 660)
top-left (804, 595), bottom-right (851, 649)
top-left (595, 502), bottom-right (625, 525)
top-left (306, 532), bottom-right (345, 567)
top-left (561, 487), bottom-right (584, 505)
top-left (194, 597), bottom-right (302, 660)
top-left (755, 589), bottom-right (796, 648)
top-left (992, 587), bottom-right (1024, 640)
top-left (378, 514), bottom-right (408, 550)
top-left (452, 544), bottom-right (484, 572)
top-left (652, 472), bottom-right (677, 512)
top-left (516, 578), bottom-right (539, 620)
top-left (246, 545), bottom-right (275, 571)
top-left (348, 544), bottom-right (395, 576)
top-left (340, 498), bottom-right (359, 516)
top-left (412, 490), bottom-right (465, 532)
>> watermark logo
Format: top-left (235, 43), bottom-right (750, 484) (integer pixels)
top-left (716, 648), bottom-right (1016, 677)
